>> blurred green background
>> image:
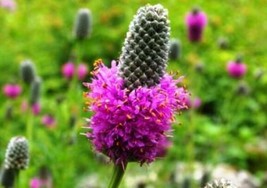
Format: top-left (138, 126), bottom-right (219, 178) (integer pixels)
top-left (1, 0), bottom-right (267, 187)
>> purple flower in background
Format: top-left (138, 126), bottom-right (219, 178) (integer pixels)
top-left (30, 178), bottom-right (42, 188)
top-left (21, 100), bottom-right (28, 112)
top-left (83, 60), bottom-right (188, 166)
top-left (0, 0), bottom-right (16, 11)
top-left (192, 97), bottom-right (202, 109)
top-left (62, 62), bottom-right (75, 80)
top-left (185, 96), bottom-right (202, 109)
top-left (3, 84), bottom-right (22, 99)
top-left (77, 63), bottom-right (88, 80)
top-left (31, 102), bottom-right (41, 115)
top-left (41, 115), bottom-right (56, 128)
top-left (227, 59), bottom-right (247, 78)
top-left (185, 7), bottom-right (207, 42)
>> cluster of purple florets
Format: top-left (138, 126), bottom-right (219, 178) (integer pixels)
top-left (84, 60), bottom-right (188, 166)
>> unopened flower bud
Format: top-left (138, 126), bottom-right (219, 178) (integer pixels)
top-left (20, 60), bottom-right (36, 85)
top-left (169, 39), bottom-right (181, 60)
top-left (30, 77), bottom-right (42, 105)
top-left (73, 8), bottom-right (92, 40)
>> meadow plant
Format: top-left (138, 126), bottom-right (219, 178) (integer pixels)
top-left (0, 136), bottom-right (29, 188)
top-left (31, 102), bottom-right (41, 115)
top-left (0, 0), bottom-right (16, 11)
top-left (83, 4), bottom-right (188, 187)
top-left (62, 62), bottom-right (75, 80)
top-left (30, 166), bottom-right (52, 188)
top-left (77, 63), bottom-right (88, 81)
top-left (168, 39), bottom-right (181, 60)
top-left (185, 7), bottom-right (207, 42)
top-left (226, 57), bottom-right (247, 78)
top-left (73, 8), bottom-right (92, 40)
top-left (29, 77), bottom-right (42, 105)
top-left (2, 84), bottom-right (21, 99)
top-left (20, 60), bottom-right (36, 85)
top-left (41, 114), bottom-right (56, 128)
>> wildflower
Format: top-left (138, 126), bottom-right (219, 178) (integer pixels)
top-left (0, 0), bottom-right (16, 11)
top-left (1, 136), bottom-right (29, 188)
top-left (41, 114), bottom-right (56, 128)
top-left (30, 178), bottom-right (42, 188)
top-left (30, 77), bottom-right (42, 105)
top-left (185, 7), bottom-right (207, 42)
top-left (77, 63), bottom-right (88, 80)
top-left (62, 62), bottom-right (75, 80)
top-left (192, 97), bottom-right (202, 109)
top-left (3, 84), bottom-right (21, 99)
top-left (30, 166), bottom-right (53, 188)
top-left (31, 102), bottom-right (41, 115)
top-left (169, 39), bottom-right (181, 61)
top-left (73, 8), bottom-right (92, 40)
top-left (20, 59), bottom-right (36, 85)
top-left (84, 4), bottom-right (188, 166)
top-left (226, 56), bottom-right (247, 78)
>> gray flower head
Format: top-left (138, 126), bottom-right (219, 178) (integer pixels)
top-left (119, 4), bottom-right (170, 90)
top-left (4, 136), bottom-right (29, 170)
top-left (20, 59), bottom-right (36, 85)
top-left (73, 8), bottom-right (92, 40)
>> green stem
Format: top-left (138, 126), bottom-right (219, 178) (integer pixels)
top-left (26, 110), bottom-right (33, 144)
top-left (108, 163), bottom-right (127, 188)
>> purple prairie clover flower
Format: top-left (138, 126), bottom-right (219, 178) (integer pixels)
top-left (0, 0), bottom-right (16, 11)
top-left (31, 102), bottom-right (41, 115)
top-left (77, 63), bottom-right (88, 80)
top-left (191, 97), bottom-right (202, 109)
top-left (83, 59), bottom-right (188, 166)
top-left (21, 100), bottom-right (28, 112)
top-left (185, 7), bottom-right (207, 42)
top-left (62, 62), bottom-right (75, 80)
top-left (30, 176), bottom-right (52, 188)
top-left (30, 178), bottom-right (42, 188)
top-left (226, 60), bottom-right (247, 78)
top-left (3, 84), bottom-right (22, 99)
top-left (185, 96), bottom-right (202, 109)
top-left (41, 115), bottom-right (56, 128)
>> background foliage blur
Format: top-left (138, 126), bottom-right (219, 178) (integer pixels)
top-left (1, 0), bottom-right (267, 187)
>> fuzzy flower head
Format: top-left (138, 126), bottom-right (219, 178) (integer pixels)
top-left (84, 60), bottom-right (188, 165)
top-left (226, 58), bottom-right (247, 78)
top-left (31, 102), bottom-right (41, 115)
top-left (77, 63), bottom-right (88, 80)
top-left (84, 4), bottom-right (188, 166)
top-left (41, 114), bottom-right (56, 128)
top-left (185, 7), bottom-right (207, 42)
top-left (62, 62), bottom-right (75, 80)
top-left (30, 178), bottom-right (42, 188)
top-left (3, 84), bottom-right (22, 99)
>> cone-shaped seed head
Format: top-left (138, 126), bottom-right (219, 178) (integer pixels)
top-left (20, 59), bottom-right (36, 84)
top-left (168, 39), bottom-right (181, 60)
top-left (119, 4), bottom-right (170, 90)
top-left (204, 178), bottom-right (237, 188)
top-left (4, 136), bottom-right (29, 170)
top-left (29, 77), bottom-right (42, 105)
top-left (73, 8), bottom-right (92, 40)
